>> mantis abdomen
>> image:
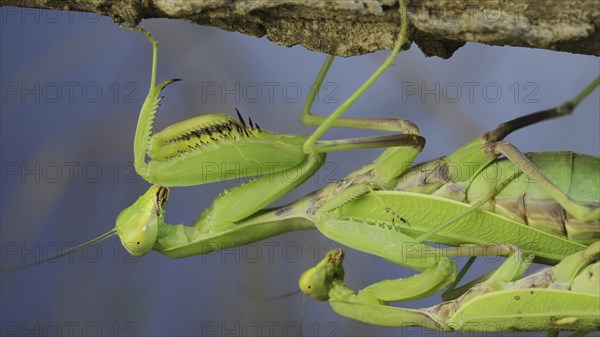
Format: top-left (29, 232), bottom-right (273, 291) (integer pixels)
top-left (468, 152), bottom-right (599, 245)
top-left (395, 151), bottom-right (599, 245)
top-left (467, 151), bottom-right (600, 244)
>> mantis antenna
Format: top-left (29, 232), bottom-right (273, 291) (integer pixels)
top-left (1, 229), bottom-right (116, 271)
top-left (236, 281), bottom-right (302, 300)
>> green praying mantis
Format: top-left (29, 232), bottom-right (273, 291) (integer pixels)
top-left (114, 26), bottom-right (598, 330)
top-left (108, 0), bottom-right (419, 255)
top-left (15, 0), bottom-right (415, 260)
top-left (259, 76), bottom-right (600, 333)
top-left (5, 0), bottom-right (599, 333)
top-left (107, 68), bottom-right (599, 333)
top-left (74, 26), bottom-right (600, 332)
top-left (300, 241), bottom-right (599, 332)
top-left (111, 0), bottom-right (598, 261)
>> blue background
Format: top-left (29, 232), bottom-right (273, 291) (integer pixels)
top-left (1, 7), bottom-right (599, 337)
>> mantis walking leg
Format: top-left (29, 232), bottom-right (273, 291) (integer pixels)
top-left (302, 0), bottom-right (415, 154)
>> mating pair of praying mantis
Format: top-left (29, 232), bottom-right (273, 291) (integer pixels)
top-left (8, 0), bottom-right (600, 334)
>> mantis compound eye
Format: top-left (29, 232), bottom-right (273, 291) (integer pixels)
top-left (115, 185), bottom-right (169, 256)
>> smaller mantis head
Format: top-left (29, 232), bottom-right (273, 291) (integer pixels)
top-left (115, 185), bottom-right (169, 256)
top-left (298, 248), bottom-right (345, 301)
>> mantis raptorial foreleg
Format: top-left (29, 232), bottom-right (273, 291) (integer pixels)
top-left (116, 0), bottom-right (418, 236)
top-left (300, 242), bottom-right (599, 332)
top-left (5, 0), bottom-right (421, 266)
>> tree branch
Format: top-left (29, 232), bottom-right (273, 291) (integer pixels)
top-left (2, 0), bottom-right (599, 58)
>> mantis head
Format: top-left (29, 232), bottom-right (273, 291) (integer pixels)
top-left (115, 185), bottom-right (169, 256)
top-left (299, 248), bottom-right (345, 301)
top-left (1, 185), bottom-right (169, 271)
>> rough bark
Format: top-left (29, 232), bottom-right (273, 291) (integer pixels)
top-left (2, 0), bottom-right (599, 58)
